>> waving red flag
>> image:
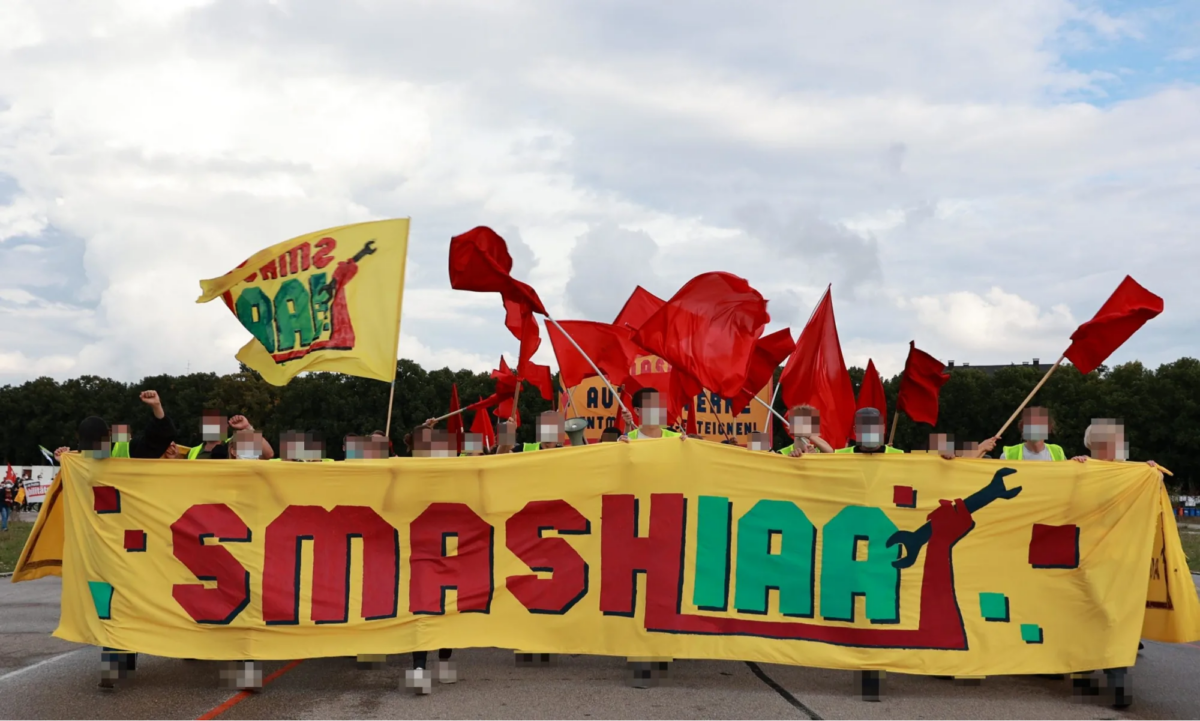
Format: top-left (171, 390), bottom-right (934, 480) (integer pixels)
top-left (855, 359), bottom-right (888, 439)
top-left (614, 286), bottom-right (665, 331)
top-left (779, 287), bottom-right (855, 449)
top-left (633, 272), bottom-right (770, 399)
top-left (1064, 276), bottom-right (1163, 375)
top-left (447, 384), bottom-right (464, 454)
top-left (730, 328), bottom-right (794, 416)
top-left (547, 320), bottom-right (639, 389)
top-left (470, 398), bottom-right (496, 450)
top-left (449, 227), bottom-right (546, 314)
top-left (897, 342), bottom-right (949, 426)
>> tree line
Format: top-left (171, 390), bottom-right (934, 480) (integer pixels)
top-left (1, 357), bottom-right (1196, 491)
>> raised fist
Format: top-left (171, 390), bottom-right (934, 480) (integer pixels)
top-left (140, 390), bottom-right (160, 406)
top-left (228, 415), bottom-right (251, 431)
top-left (927, 498), bottom-right (974, 545)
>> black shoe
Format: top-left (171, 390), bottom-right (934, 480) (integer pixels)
top-left (1138, 641), bottom-right (1144, 651)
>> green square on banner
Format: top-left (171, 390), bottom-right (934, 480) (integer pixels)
top-left (979, 592), bottom-right (1009, 622)
top-left (88, 581), bottom-right (114, 620)
top-left (1020, 623), bottom-right (1043, 644)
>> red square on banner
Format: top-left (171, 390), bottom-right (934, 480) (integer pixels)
top-left (1029, 523), bottom-right (1080, 569)
top-left (123, 530), bottom-right (146, 552)
top-left (93, 486), bottom-right (120, 514)
top-left (893, 485), bottom-right (916, 508)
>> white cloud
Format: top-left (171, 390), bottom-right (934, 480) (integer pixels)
top-left (0, 0), bottom-right (1195, 388)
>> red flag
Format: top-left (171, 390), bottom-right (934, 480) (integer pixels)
top-left (779, 287), bottom-right (855, 449)
top-left (633, 272), bottom-right (770, 399)
top-left (470, 398), bottom-right (496, 450)
top-left (504, 298), bottom-right (554, 401)
top-left (447, 384), bottom-right (464, 454)
top-left (449, 227), bottom-right (546, 314)
top-left (897, 342), bottom-right (949, 426)
top-left (614, 286), bottom-right (665, 331)
top-left (546, 320), bottom-right (639, 389)
top-left (686, 402), bottom-right (697, 435)
top-left (1064, 276), bottom-right (1163, 375)
top-left (855, 359), bottom-right (888, 440)
top-left (730, 328), bottom-right (794, 416)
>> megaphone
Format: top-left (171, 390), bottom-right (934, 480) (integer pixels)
top-left (564, 418), bottom-right (588, 447)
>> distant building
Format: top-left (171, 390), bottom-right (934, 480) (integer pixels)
top-left (945, 358), bottom-right (1044, 376)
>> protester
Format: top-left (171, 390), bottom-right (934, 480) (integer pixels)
top-left (600, 427), bottom-right (622, 443)
top-left (619, 388), bottom-right (685, 443)
top-left (834, 408), bottom-right (904, 454)
top-left (197, 412), bottom-right (274, 460)
top-left (778, 405), bottom-right (835, 456)
top-left (998, 407), bottom-right (1066, 461)
top-left (1072, 419), bottom-right (1159, 470)
top-left (748, 431), bottom-right (772, 452)
top-left (0, 474), bottom-right (14, 532)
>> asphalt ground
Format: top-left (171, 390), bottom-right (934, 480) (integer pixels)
top-left (2, 577), bottom-right (1199, 720)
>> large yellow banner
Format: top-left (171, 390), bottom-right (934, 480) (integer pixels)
top-left (196, 219), bottom-right (410, 386)
top-left (30, 446), bottom-right (1200, 674)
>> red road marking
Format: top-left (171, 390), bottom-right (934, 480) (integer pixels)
top-left (197, 660), bottom-right (304, 720)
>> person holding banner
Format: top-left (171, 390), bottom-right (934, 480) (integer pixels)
top-left (619, 389), bottom-right (684, 443)
top-left (834, 408), bottom-right (904, 454)
top-left (1000, 407), bottom-right (1066, 461)
top-left (778, 405), bottom-right (834, 456)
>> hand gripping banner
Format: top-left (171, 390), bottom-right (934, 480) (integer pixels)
top-left (25, 445), bottom-right (1200, 675)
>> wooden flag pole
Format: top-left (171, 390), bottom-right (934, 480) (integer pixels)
top-left (545, 316), bottom-right (633, 419)
top-left (384, 379), bottom-right (397, 437)
top-left (994, 354), bottom-right (1065, 439)
top-left (432, 405), bottom-right (472, 424)
top-left (887, 409), bottom-right (900, 447)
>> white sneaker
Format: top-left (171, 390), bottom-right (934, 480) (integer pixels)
top-left (436, 660), bottom-right (457, 684)
top-left (405, 667), bottom-right (432, 695)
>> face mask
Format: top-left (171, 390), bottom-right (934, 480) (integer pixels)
top-left (237, 445), bottom-right (262, 461)
top-left (643, 407), bottom-right (667, 425)
top-left (1023, 424), bottom-right (1049, 442)
top-left (859, 432), bottom-right (882, 447)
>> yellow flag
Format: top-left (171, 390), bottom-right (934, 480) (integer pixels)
top-left (197, 219), bottom-right (409, 386)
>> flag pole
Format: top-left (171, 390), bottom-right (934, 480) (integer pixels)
top-left (384, 379), bottom-right (397, 437)
top-left (887, 410), bottom-right (900, 447)
top-left (753, 394), bottom-right (789, 425)
top-left (994, 354), bottom-right (1065, 438)
top-left (545, 316), bottom-right (633, 418)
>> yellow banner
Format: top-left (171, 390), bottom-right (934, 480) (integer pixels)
top-left (197, 219), bottom-right (410, 386)
top-left (568, 355), bottom-right (772, 443)
top-left (28, 447), bottom-right (1200, 674)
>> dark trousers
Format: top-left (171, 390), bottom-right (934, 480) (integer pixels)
top-left (412, 649), bottom-right (452, 669)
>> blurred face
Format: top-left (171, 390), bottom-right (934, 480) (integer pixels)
top-left (497, 421), bottom-right (516, 448)
top-left (749, 432), bottom-right (770, 452)
top-left (366, 433), bottom-right (390, 459)
top-left (345, 435), bottom-right (365, 459)
top-left (430, 429), bottom-right (454, 458)
top-left (1022, 408), bottom-right (1050, 442)
top-left (638, 393), bottom-right (667, 426)
top-left (857, 419), bottom-right (883, 448)
top-left (111, 424), bottom-right (131, 444)
top-left (537, 413), bottom-right (565, 447)
top-left (304, 433), bottom-right (326, 461)
top-left (232, 430), bottom-right (263, 460)
top-left (280, 432), bottom-right (303, 461)
top-left (956, 441), bottom-right (979, 458)
top-left (929, 433), bottom-right (955, 455)
top-left (463, 432), bottom-right (484, 455)
top-left (791, 408), bottom-right (818, 438)
top-left (1089, 419), bottom-right (1125, 461)
top-left (202, 412), bottom-right (228, 442)
top-left (412, 427), bottom-right (434, 457)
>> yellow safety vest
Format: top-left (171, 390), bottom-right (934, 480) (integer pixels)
top-left (834, 445), bottom-right (904, 454)
top-left (112, 442), bottom-right (130, 458)
top-left (1003, 444), bottom-right (1065, 461)
top-left (626, 428), bottom-right (681, 440)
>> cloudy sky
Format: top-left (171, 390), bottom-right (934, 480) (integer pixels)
top-left (1, 0), bottom-right (1197, 385)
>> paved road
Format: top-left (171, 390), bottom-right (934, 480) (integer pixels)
top-left (2, 577), bottom-right (1199, 720)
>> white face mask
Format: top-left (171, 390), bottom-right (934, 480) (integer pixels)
top-left (1023, 424), bottom-right (1049, 442)
top-left (235, 444), bottom-right (261, 460)
top-left (859, 432), bottom-right (882, 447)
top-left (643, 406), bottom-right (667, 426)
